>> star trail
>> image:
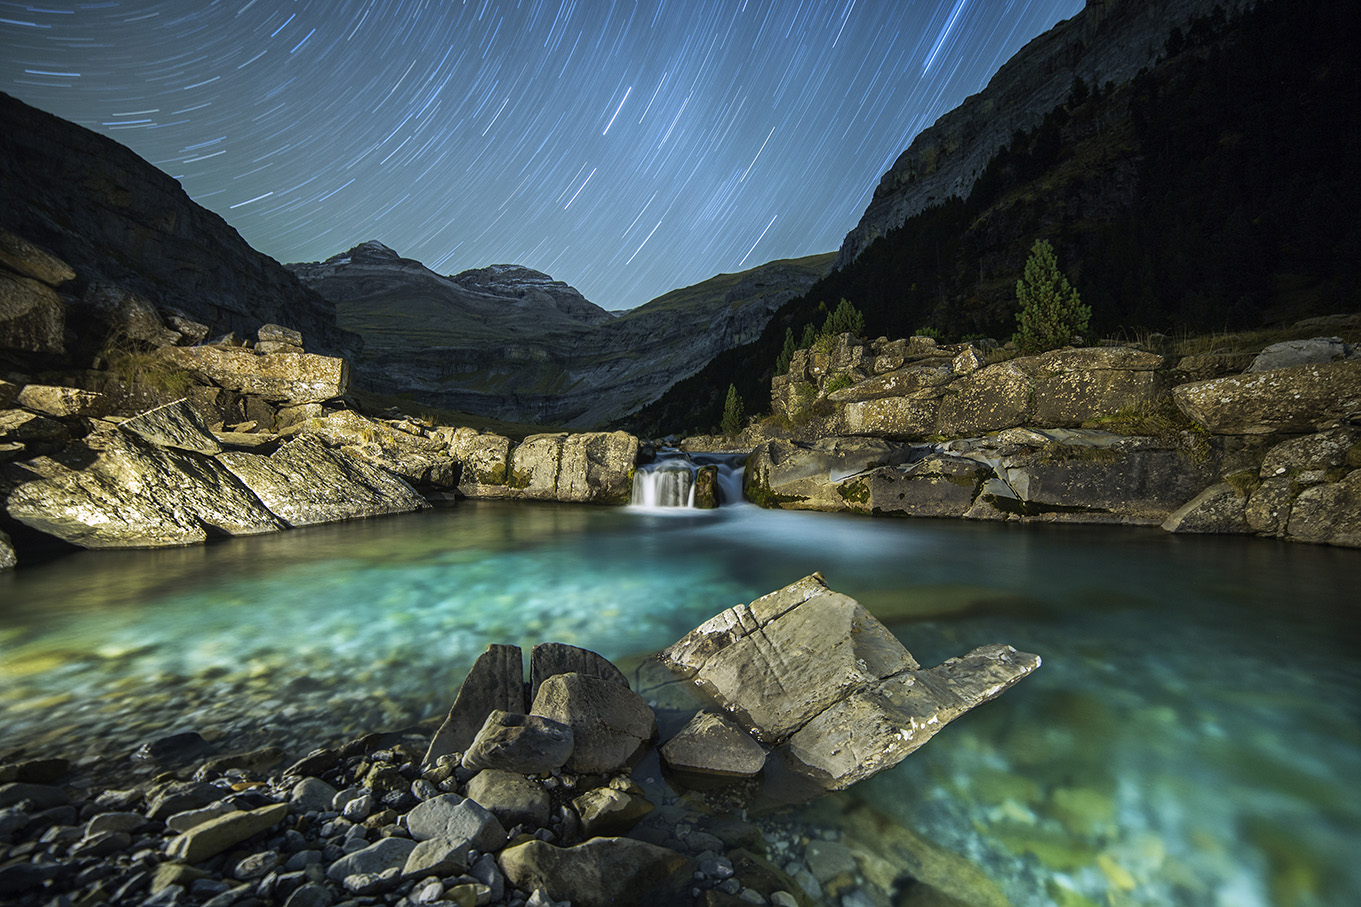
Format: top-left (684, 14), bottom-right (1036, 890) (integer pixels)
top-left (2, 0), bottom-right (1082, 311)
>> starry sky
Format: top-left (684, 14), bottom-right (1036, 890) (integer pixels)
top-left (2, 0), bottom-right (1082, 311)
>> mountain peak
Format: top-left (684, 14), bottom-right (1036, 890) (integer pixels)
top-left (329, 240), bottom-right (399, 264)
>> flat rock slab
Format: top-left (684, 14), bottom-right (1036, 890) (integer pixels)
top-left (531, 673), bottom-right (657, 774)
top-left (424, 644), bottom-right (526, 766)
top-left (219, 435), bottom-right (428, 528)
top-left (166, 802), bottom-right (287, 863)
top-left (461, 710), bottom-right (573, 774)
top-left (498, 837), bottom-right (693, 907)
top-left (658, 574), bottom-right (1039, 790)
top-left (161, 345), bottom-right (350, 404)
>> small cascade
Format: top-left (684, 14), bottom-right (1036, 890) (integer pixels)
top-left (630, 451), bottom-right (746, 510)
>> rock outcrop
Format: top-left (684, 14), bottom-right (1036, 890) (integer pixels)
top-left (835, 0), bottom-right (1245, 268)
top-left (657, 574), bottom-right (1039, 790)
top-left (0, 93), bottom-right (360, 359)
top-left (453, 430), bottom-right (638, 504)
top-left (732, 326), bottom-right (1361, 548)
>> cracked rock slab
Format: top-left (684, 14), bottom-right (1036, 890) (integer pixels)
top-left (658, 573), bottom-right (1039, 790)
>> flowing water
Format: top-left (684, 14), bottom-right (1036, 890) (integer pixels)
top-left (1, 497), bottom-right (1358, 906)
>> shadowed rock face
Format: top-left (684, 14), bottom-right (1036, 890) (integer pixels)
top-left (0, 92), bottom-right (360, 358)
top-left (835, 0), bottom-right (1243, 269)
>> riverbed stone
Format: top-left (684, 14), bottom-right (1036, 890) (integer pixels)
top-left (167, 802), bottom-right (287, 863)
top-left (509, 433), bottom-right (567, 500)
top-left (531, 673), bottom-right (657, 774)
top-left (659, 711), bottom-right (766, 778)
top-left (572, 787), bottom-right (655, 837)
top-left (326, 836), bottom-right (419, 882)
top-left (466, 770), bottom-right (552, 829)
top-left (425, 644), bottom-right (526, 766)
top-left (498, 837), bottom-right (694, 907)
top-left (147, 781), bottom-right (226, 820)
top-left (291, 777), bottom-right (339, 813)
top-left (406, 793), bottom-right (507, 850)
top-left (402, 834), bottom-right (471, 880)
top-left (461, 711), bottom-right (574, 774)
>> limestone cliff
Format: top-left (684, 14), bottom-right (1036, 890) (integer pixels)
top-left (291, 245), bottom-right (833, 428)
top-left (836, 0), bottom-right (1244, 268)
top-left (0, 92), bottom-right (360, 358)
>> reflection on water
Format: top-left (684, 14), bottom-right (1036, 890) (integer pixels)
top-left (2, 501), bottom-right (1359, 906)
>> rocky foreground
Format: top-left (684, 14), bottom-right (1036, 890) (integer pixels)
top-left (0, 577), bottom-right (1038, 907)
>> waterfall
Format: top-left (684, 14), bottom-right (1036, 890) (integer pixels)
top-left (630, 451), bottom-right (746, 510)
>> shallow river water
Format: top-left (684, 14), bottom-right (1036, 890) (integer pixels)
top-left (2, 500), bottom-right (1358, 906)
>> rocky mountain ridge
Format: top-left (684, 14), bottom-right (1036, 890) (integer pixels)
top-left (836, 0), bottom-right (1245, 268)
top-left (0, 92), bottom-right (360, 360)
top-left (291, 244), bottom-right (833, 428)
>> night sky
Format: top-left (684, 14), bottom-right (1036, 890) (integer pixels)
top-left (3, 0), bottom-right (1082, 311)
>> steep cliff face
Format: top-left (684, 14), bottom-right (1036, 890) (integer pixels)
top-left (836, 0), bottom-right (1243, 268)
top-left (0, 92), bottom-right (360, 358)
top-left (292, 245), bottom-right (832, 427)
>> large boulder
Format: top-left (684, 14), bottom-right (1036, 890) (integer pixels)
top-left (446, 427), bottom-right (511, 490)
top-left (219, 435), bottom-right (429, 527)
top-left (83, 283), bottom-right (180, 348)
top-left (659, 710), bottom-right (766, 779)
top-left (557, 431), bottom-right (638, 503)
top-left (4, 429), bottom-right (283, 548)
top-left (160, 345), bottom-right (350, 404)
top-left (118, 398), bottom-right (222, 455)
top-left (0, 528), bottom-right (15, 571)
top-left (1246, 337), bottom-right (1357, 372)
top-left (835, 455), bottom-right (989, 517)
top-left (658, 574), bottom-right (1039, 790)
top-left (509, 433), bottom-right (567, 500)
top-left (936, 360), bottom-right (1033, 436)
top-left (0, 270), bottom-right (64, 355)
top-left (461, 711), bottom-right (574, 774)
top-left (1172, 361), bottom-right (1361, 434)
top-left (530, 673), bottom-right (657, 774)
top-left (1161, 483), bottom-right (1251, 535)
top-left (14, 385), bottom-right (110, 419)
top-left (1028, 347), bottom-right (1166, 426)
top-left (744, 437), bottom-right (905, 511)
top-left (498, 837), bottom-right (693, 907)
top-left (529, 642), bottom-right (630, 702)
top-left (298, 410), bottom-right (456, 491)
top-left (1286, 470), bottom-right (1361, 547)
top-left (0, 229), bottom-right (75, 287)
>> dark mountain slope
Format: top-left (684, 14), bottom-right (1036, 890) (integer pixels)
top-left (0, 92), bottom-right (360, 358)
top-left (627, 0), bottom-right (1360, 436)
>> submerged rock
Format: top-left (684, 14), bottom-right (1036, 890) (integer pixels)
top-left (658, 574), bottom-right (1039, 790)
top-left (498, 837), bottom-right (694, 907)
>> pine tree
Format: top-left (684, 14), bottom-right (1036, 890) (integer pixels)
top-left (720, 384), bottom-right (745, 435)
top-left (798, 323), bottom-right (818, 349)
top-left (820, 298), bottom-right (865, 337)
top-left (774, 326), bottom-right (796, 375)
top-left (1014, 239), bottom-right (1090, 353)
